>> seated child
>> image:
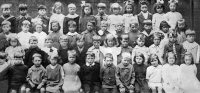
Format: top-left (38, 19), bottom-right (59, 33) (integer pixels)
top-left (42, 36), bottom-right (58, 57)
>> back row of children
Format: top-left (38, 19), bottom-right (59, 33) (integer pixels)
top-left (0, 0), bottom-right (200, 93)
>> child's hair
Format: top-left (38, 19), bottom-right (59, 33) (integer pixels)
top-left (67, 49), bottom-right (77, 57)
top-left (87, 20), bottom-right (96, 27)
top-left (29, 36), bottom-right (38, 43)
top-left (18, 4), bottom-right (27, 11)
top-left (49, 54), bottom-right (60, 62)
top-left (1, 4), bottom-right (11, 10)
top-left (8, 35), bottom-right (21, 46)
top-left (134, 52), bottom-right (145, 64)
top-left (184, 51), bottom-right (194, 64)
top-left (68, 3), bottom-right (76, 9)
top-left (1, 20), bottom-right (11, 26)
top-left (122, 52), bottom-right (131, 60)
top-left (137, 33), bottom-right (146, 42)
top-left (81, 3), bottom-right (93, 17)
top-left (124, 3), bottom-right (134, 14)
top-left (38, 5), bottom-right (47, 10)
top-left (130, 22), bottom-right (139, 28)
top-left (148, 54), bottom-right (161, 65)
top-left (92, 35), bottom-right (101, 42)
top-left (120, 33), bottom-right (129, 41)
top-left (97, 3), bottom-right (106, 9)
top-left (151, 32), bottom-right (164, 41)
top-left (175, 18), bottom-right (187, 33)
top-left (14, 52), bottom-right (24, 59)
top-left (22, 20), bottom-right (31, 26)
top-left (0, 52), bottom-right (7, 59)
top-left (143, 19), bottom-right (152, 26)
top-left (32, 53), bottom-right (42, 60)
top-left (153, 2), bottom-right (165, 13)
top-left (110, 3), bottom-right (122, 13)
top-left (68, 20), bottom-right (77, 27)
top-left (168, 30), bottom-right (178, 38)
top-left (104, 34), bottom-right (119, 47)
top-left (185, 29), bottom-right (195, 37)
top-left (76, 34), bottom-right (85, 41)
top-left (59, 35), bottom-right (69, 42)
top-left (168, 0), bottom-right (178, 6)
top-left (45, 35), bottom-right (54, 43)
top-left (159, 21), bottom-right (170, 30)
top-left (86, 51), bottom-right (95, 58)
top-left (50, 20), bottom-right (61, 31)
top-left (104, 53), bottom-right (113, 60)
top-left (165, 52), bottom-right (177, 63)
top-left (52, 1), bottom-right (63, 13)
top-left (140, 0), bottom-right (149, 7)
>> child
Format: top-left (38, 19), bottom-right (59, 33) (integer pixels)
top-left (79, 3), bottom-right (97, 33)
top-left (49, 2), bottom-right (65, 34)
top-left (46, 54), bottom-right (64, 93)
top-left (1, 20), bottom-right (16, 40)
top-left (95, 3), bottom-right (108, 30)
top-left (26, 53), bottom-right (47, 93)
top-left (175, 19), bottom-right (187, 44)
top-left (179, 52), bottom-right (200, 93)
top-left (8, 52), bottom-right (28, 93)
top-left (81, 21), bottom-right (97, 48)
top-left (159, 21), bottom-right (171, 48)
top-left (63, 3), bottom-right (80, 34)
top-left (116, 52), bottom-right (135, 93)
top-left (62, 49), bottom-right (82, 93)
top-left (107, 3), bottom-right (123, 35)
top-left (16, 4), bottom-right (32, 33)
top-left (133, 52), bottom-right (149, 93)
top-left (132, 33), bottom-right (149, 64)
top-left (163, 30), bottom-right (185, 65)
top-left (0, 29), bottom-right (9, 52)
top-left (0, 52), bottom-right (9, 93)
top-left (80, 51), bottom-right (101, 93)
top-left (123, 3), bottom-right (139, 33)
top-left (146, 54), bottom-right (162, 93)
top-left (182, 29), bottom-right (200, 64)
top-left (162, 52), bottom-right (181, 93)
top-left (115, 22), bottom-right (125, 41)
top-left (48, 21), bottom-right (62, 49)
top-left (152, 2), bottom-right (165, 31)
top-left (41, 36), bottom-right (58, 57)
top-left (0, 4), bottom-right (16, 33)
top-left (149, 32), bottom-right (164, 64)
top-left (32, 22), bottom-right (47, 48)
top-left (128, 22), bottom-right (140, 47)
top-left (101, 53), bottom-right (117, 93)
top-left (164, 0), bottom-right (182, 29)
top-left (142, 19), bottom-right (154, 47)
top-left (32, 5), bottom-right (49, 34)
top-left (100, 34), bottom-right (121, 66)
top-left (97, 21), bottom-right (110, 45)
top-left (58, 35), bottom-right (69, 65)
top-left (66, 20), bottom-right (79, 48)
top-left (137, 1), bottom-right (152, 31)
top-left (17, 20), bottom-right (32, 49)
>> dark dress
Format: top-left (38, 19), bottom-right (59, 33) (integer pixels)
top-left (0, 15), bottom-right (16, 33)
top-left (63, 14), bottom-right (80, 34)
top-left (16, 15), bottom-right (32, 33)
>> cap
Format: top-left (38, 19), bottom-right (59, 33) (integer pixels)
top-left (19, 4), bottom-right (28, 10)
top-left (97, 3), bottom-right (106, 8)
top-left (14, 52), bottom-right (24, 58)
top-left (38, 5), bottom-right (47, 10)
top-left (1, 20), bottom-right (11, 26)
top-left (1, 4), bottom-right (12, 9)
top-left (143, 20), bottom-right (152, 25)
top-left (68, 3), bottom-right (76, 8)
top-left (32, 53), bottom-right (42, 58)
top-left (22, 20), bottom-right (31, 25)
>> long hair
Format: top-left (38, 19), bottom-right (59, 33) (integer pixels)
top-left (148, 54), bottom-right (161, 65)
top-left (81, 3), bottom-right (93, 17)
top-left (103, 34), bottom-right (119, 47)
top-left (134, 52), bottom-right (145, 64)
top-left (52, 1), bottom-right (64, 14)
top-left (124, 3), bottom-right (134, 14)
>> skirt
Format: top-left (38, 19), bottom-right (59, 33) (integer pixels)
top-left (62, 75), bottom-right (81, 92)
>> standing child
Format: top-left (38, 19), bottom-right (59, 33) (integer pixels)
top-left (46, 54), bottom-right (64, 93)
top-left (80, 51), bottom-right (101, 93)
top-left (41, 36), bottom-right (58, 57)
top-left (58, 35), bottom-right (69, 65)
top-left (142, 20), bottom-right (154, 47)
top-left (63, 3), bottom-right (80, 34)
top-left (8, 52), bottom-right (28, 93)
top-left (66, 20), bottom-right (79, 48)
top-left (164, 0), bottom-right (182, 29)
top-left (26, 53), bottom-right (47, 93)
top-left (1, 21), bottom-right (13, 40)
top-left (97, 21), bottom-right (110, 45)
top-left (79, 3), bottom-right (97, 33)
top-left (49, 2), bottom-right (65, 34)
top-left (175, 19), bottom-right (187, 44)
top-left (133, 52), bottom-right (149, 93)
top-left (95, 3), bottom-right (108, 30)
top-left (128, 22), bottom-right (140, 48)
top-left (162, 52), bottom-right (181, 93)
top-left (159, 21), bottom-right (171, 49)
top-left (100, 53), bottom-right (117, 93)
top-left (116, 52), bottom-right (135, 93)
top-left (179, 52), bottom-right (200, 93)
top-left (62, 49), bottom-right (82, 93)
top-left (146, 54), bottom-right (162, 93)
top-left (0, 52), bottom-right (9, 93)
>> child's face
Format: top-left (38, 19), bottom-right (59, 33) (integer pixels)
top-left (86, 22), bottom-right (94, 31)
top-left (135, 56), bottom-right (143, 65)
top-left (2, 25), bottom-right (11, 33)
top-left (69, 26), bottom-right (76, 33)
top-left (186, 35), bottom-right (195, 43)
top-left (113, 8), bottom-right (120, 15)
top-left (101, 24), bottom-right (107, 31)
top-left (141, 5), bottom-right (148, 13)
top-left (185, 55), bottom-right (192, 65)
top-left (29, 40), bottom-right (38, 48)
top-left (14, 58), bottom-right (23, 65)
top-left (107, 38), bottom-right (114, 47)
top-left (169, 3), bottom-right (176, 12)
top-left (116, 24), bottom-right (123, 32)
top-left (35, 25), bottom-right (43, 33)
top-left (86, 55), bottom-right (95, 65)
top-left (126, 5), bottom-right (132, 13)
top-left (137, 39), bottom-right (145, 47)
top-left (50, 57), bottom-right (57, 66)
top-left (156, 7), bottom-right (163, 14)
top-left (168, 53), bottom-right (175, 65)
top-left (38, 9), bottom-right (46, 16)
top-left (151, 58), bottom-right (159, 67)
top-left (93, 40), bottom-right (101, 49)
top-left (68, 55), bottom-right (76, 64)
top-left (52, 23), bottom-right (59, 32)
top-left (130, 24), bottom-right (138, 32)
top-left (20, 9), bottom-right (27, 16)
top-left (121, 39), bottom-right (128, 48)
top-left (22, 25), bottom-right (30, 32)
top-left (2, 8), bottom-right (11, 16)
top-left (144, 24), bottom-right (152, 31)
top-left (162, 27), bottom-right (169, 33)
top-left (84, 7), bottom-right (91, 15)
top-left (122, 57), bottom-right (130, 67)
top-left (10, 39), bottom-right (18, 47)
top-left (45, 40), bottom-right (53, 48)
top-left (33, 57), bottom-right (42, 67)
top-left (77, 40), bottom-right (84, 48)
top-left (55, 7), bottom-right (61, 14)
top-left (153, 37), bottom-right (161, 46)
top-left (168, 35), bottom-right (177, 43)
top-left (98, 8), bottom-right (106, 15)
top-left (68, 7), bottom-right (76, 15)
top-left (60, 39), bottom-right (68, 48)
top-left (105, 57), bottom-right (113, 67)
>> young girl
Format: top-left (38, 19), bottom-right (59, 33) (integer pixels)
top-left (79, 3), bottom-right (97, 33)
top-left (46, 54), bottom-right (64, 93)
top-left (128, 22), bottom-right (140, 48)
top-left (159, 21), bottom-right (171, 49)
top-left (66, 20), bottom-right (79, 48)
top-left (162, 52), bottom-right (181, 93)
top-left (175, 19), bottom-right (187, 44)
top-left (179, 52), bottom-right (200, 93)
top-left (164, 0), bottom-right (183, 29)
top-left (58, 35), bottom-right (69, 65)
top-left (123, 3), bottom-right (139, 33)
top-left (48, 21), bottom-right (62, 49)
top-left (133, 52), bottom-right (149, 93)
top-left (62, 49), bottom-right (81, 93)
top-left (146, 54), bottom-right (162, 93)
top-left (100, 34), bottom-right (121, 66)
top-left (33, 22), bottom-right (47, 48)
top-left (152, 2), bottom-right (165, 31)
top-left (107, 3), bottom-right (123, 35)
top-left (49, 1), bottom-right (65, 34)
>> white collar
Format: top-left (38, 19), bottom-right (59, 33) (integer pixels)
top-left (66, 14), bottom-right (79, 18)
top-left (86, 62), bottom-right (95, 66)
top-left (50, 64), bottom-right (57, 69)
top-left (67, 32), bottom-right (78, 36)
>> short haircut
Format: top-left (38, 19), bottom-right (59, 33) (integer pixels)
top-left (104, 53), bottom-right (113, 60)
top-left (183, 52), bottom-right (194, 64)
top-left (45, 36), bottom-right (54, 42)
top-left (29, 36), bottom-right (38, 43)
top-left (19, 4), bottom-right (28, 11)
top-left (68, 20), bottom-right (77, 27)
top-left (92, 35), bottom-right (101, 41)
top-left (50, 20), bottom-right (61, 31)
top-left (86, 51), bottom-right (95, 58)
top-left (159, 20), bottom-right (170, 30)
top-left (148, 54), bottom-right (161, 65)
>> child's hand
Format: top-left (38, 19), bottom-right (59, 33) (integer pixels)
top-left (119, 88), bottom-right (126, 93)
top-left (37, 84), bottom-right (43, 89)
top-left (30, 82), bottom-right (35, 88)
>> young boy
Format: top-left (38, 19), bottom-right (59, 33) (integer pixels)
top-left (137, 1), bottom-right (152, 31)
top-left (116, 52), bottom-right (135, 93)
top-left (142, 19), bottom-right (154, 47)
top-left (41, 36), bottom-right (58, 57)
top-left (58, 35), bottom-right (69, 65)
top-left (116, 22), bottom-right (125, 43)
top-left (1, 20), bottom-right (15, 40)
top-left (66, 20), bottom-right (79, 48)
top-left (100, 53), bottom-right (117, 93)
top-left (26, 53), bottom-right (47, 93)
top-left (95, 3), bottom-right (108, 30)
top-left (80, 51), bottom-right (101, 93)
top-left (97, 21), bottom-right (110, 45)
top-left (16, 4), bottom-right (32, 33)
top-left (128, 22), bottom-right (140, 48)
top-left (0, 4), bottom-right (16, 33)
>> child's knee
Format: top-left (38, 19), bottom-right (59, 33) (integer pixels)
top-left (20, 85), bottom-right (26, 92)
top-left (40, 88), bottom-right (45, 93)
top-left (25, 88), bottom-right (30, 93)
top-left (10, 89), bottom-right (17, 93)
